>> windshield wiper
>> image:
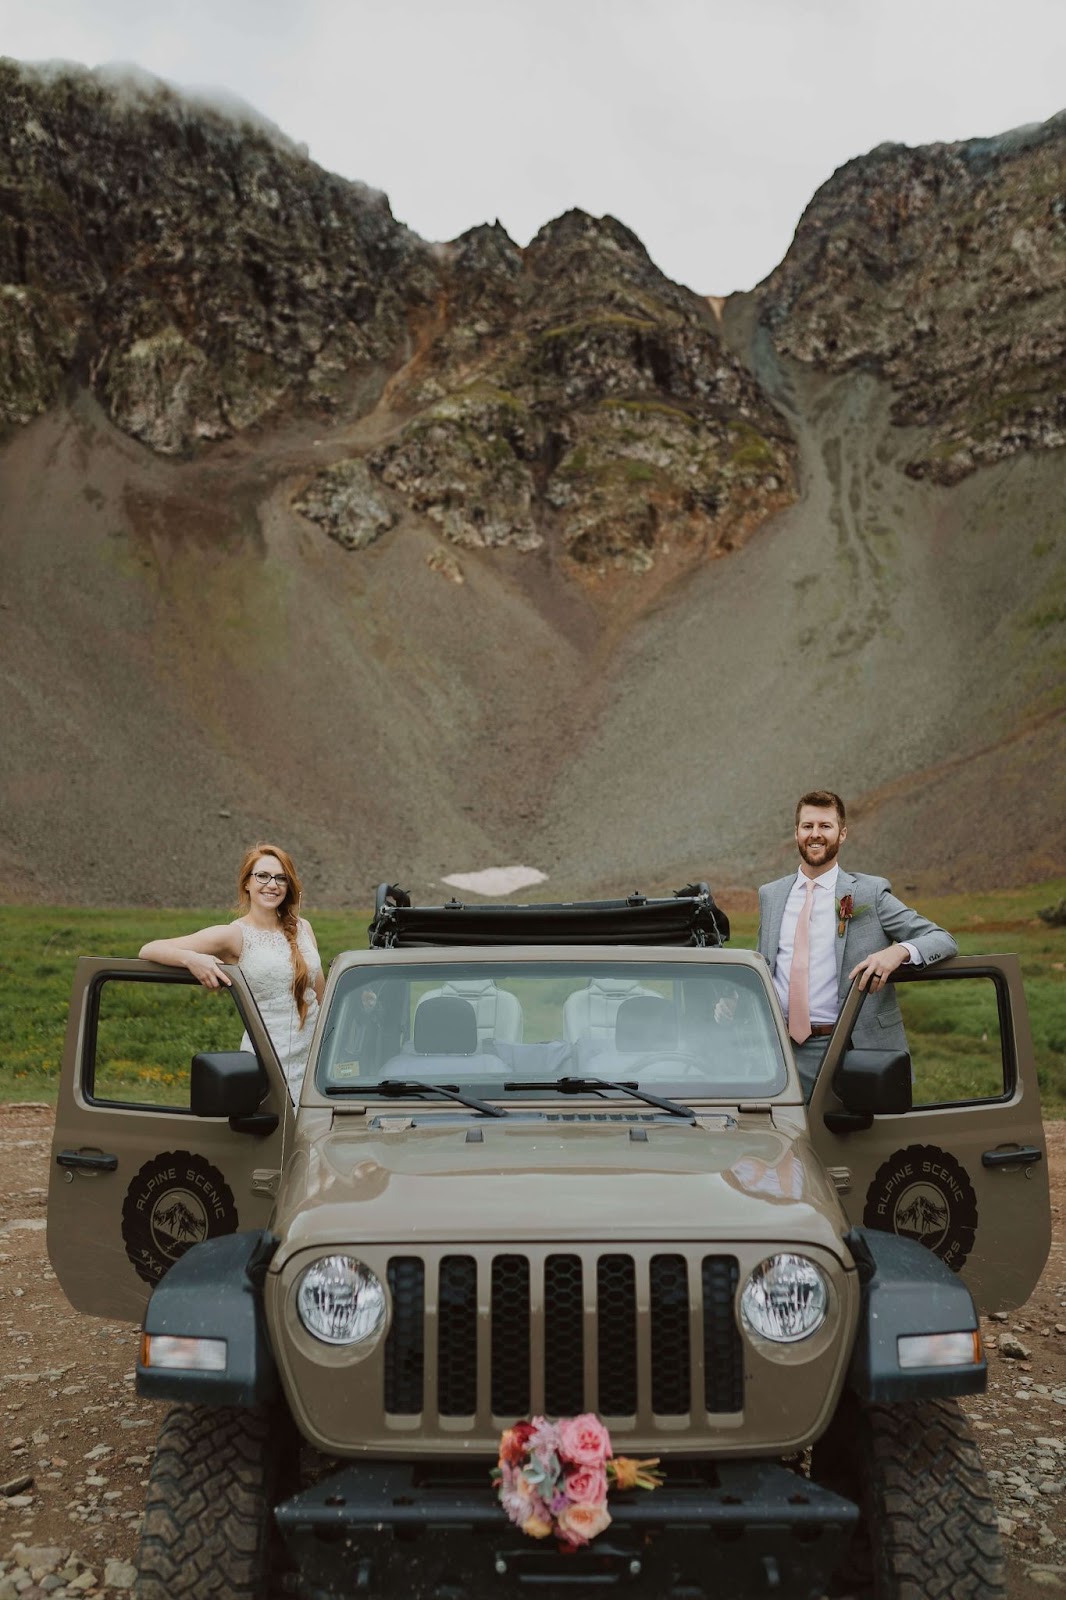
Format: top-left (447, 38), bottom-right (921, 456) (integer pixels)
top-left (326, 1078), bottom-right (509, 1118)
top-left (505, 1077), bottom-right (694, 1119)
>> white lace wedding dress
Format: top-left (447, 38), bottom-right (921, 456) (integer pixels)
top-left (237, 920), bottom-right (322, 1096)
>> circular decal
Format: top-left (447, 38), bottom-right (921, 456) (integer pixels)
top-left (122, 1150), bottom-right (239, 1285)
top-left (862, 1143), bottom-right (978, 1272)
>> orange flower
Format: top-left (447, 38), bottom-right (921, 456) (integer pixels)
top-left (556, 1502), bottom-right (612, 1546)
top-left (521, 1512), bottom-right (553, 1539)
top-left (499, 1421), bottom-right (535, 1468)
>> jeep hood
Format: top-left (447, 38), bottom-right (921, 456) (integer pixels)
top-left (270, 1116), bottom-right (848, 1268)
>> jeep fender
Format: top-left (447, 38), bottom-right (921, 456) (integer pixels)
top-left (136, 1229), bottom-right (279, 1408)
top-left (844, 1226), bottom-right (985, 1402)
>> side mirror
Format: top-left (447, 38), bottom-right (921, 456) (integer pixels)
top-left (191, 1051), bottom-right (267, 1118)
top-left (833, 1048), bottom-right (912, 1117)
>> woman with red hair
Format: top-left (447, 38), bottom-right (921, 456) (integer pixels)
top-left (139, 843), bottom-right (324, 1095)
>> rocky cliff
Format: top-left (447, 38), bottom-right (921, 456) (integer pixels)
top-left (0, 60), bottom-right (795, 581)
top-left (0, 59), bottom-right (437, 451)
top-left (755, 110), bottom-right (1066, 484)
top-left (361, 210), bottom-right (794, 574)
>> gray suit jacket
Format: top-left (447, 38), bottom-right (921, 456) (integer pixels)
top-left (756, 869), bottom-right (957, 1051)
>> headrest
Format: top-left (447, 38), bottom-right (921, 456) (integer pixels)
top-left (615, 996), bottom-right (678, 1053)
top-left (413, 996), bottom-right (478, 1055)
top-left (443, 979), bottom-right (498, 997)
top-left (589, 977), bottom-right (647, 996)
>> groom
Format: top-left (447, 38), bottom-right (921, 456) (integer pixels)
top-left (757, 790), bottom-right (957, 1099)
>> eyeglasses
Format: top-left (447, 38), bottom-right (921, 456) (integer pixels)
top-left (251, 871), bottom-right (288, 887)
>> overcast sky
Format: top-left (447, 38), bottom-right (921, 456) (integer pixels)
top-left (4, 0), bottom-right (1064, 294)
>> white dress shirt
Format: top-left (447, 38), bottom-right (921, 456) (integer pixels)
top-left (772, 864), bottom-right (922, 1029)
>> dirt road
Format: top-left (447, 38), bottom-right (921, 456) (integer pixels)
top-left (2, 1104), bottom-right (1064, 1595)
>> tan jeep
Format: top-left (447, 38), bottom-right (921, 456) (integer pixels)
top-left (48, 886), bottom-right (1050, 1599)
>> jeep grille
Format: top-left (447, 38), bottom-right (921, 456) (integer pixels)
top-left (384, 1250), bottom-right (743, 1423)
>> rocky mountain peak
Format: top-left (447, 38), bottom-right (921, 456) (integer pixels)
top-left (0, 56), bottom-right (437, 453)
top-left (359, 197), bottom-right (796, 571)
top-left (0, 60), bottom-right (797, 579)
top-left (3, 62), bottom-right (1061, 587)
top-left (450, 220), bottom-right (523, 275)
top-left (527, 207), bottom-right (651, 263)
top-left (756, 108), bottom-right (1066, 482)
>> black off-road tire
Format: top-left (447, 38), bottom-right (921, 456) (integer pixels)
top-left (135, 1403), bottom-right (285, 1600)
top-left (813, 1395), bottom-right (1005, 1599)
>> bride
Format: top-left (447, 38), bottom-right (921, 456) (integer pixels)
top-left (138, 843), bottom-right (324, 1096)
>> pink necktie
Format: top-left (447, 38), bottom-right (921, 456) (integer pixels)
top-left (789, 880), bottom-right (814, 1044)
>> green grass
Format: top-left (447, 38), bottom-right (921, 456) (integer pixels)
top-left (728, 422), bottom-right (779, 472)
top-left (93, 978), bottom-right (243, 1107)
top-left (0, 905), bottom-right (370, 1104)
top-left (726, 881), bottom-right (1066, 1112)
top-left (539, 314), bottom-right (655, 341)
top-left (598, 398), bottom-right (697, 427)
top-left (1, 884), bottom-right (1064, 1111)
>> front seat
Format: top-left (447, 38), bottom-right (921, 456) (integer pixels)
top-left (415, 979), bottom-right (523, 1046)
top-left (413, 996), bottom-right (479, 1055)
top-left (563, 977), bottom-right (660, 1044)
top-left (615, 996), bottom-right (678, 1053)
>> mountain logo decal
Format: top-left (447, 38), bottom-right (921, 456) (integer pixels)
top-left (862, 1143), bottom-right (978, 1271)
top-left (121, 1150), bottom-right (239, 1286)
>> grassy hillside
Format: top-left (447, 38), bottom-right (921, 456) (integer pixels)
top-left (1, 882), bottom-right (1063, 1110)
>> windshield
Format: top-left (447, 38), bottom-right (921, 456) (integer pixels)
top-left (316, 960), bottom-right (788, 1099)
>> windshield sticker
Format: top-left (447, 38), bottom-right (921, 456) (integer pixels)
top-left (862, 1143), bottom-right (978, 1271)
top-left (121, 1150), bottom-right (239, 1285)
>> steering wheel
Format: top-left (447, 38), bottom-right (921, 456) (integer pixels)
top-left (618, 1050), bottom-right (711, 1082)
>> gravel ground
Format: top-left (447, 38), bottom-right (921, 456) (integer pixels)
top-left (1, 1104), bottom-right (1064, 1597)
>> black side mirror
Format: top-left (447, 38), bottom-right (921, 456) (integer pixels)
top-left (833, 1048), bottom-right (912, 1116)
top-left (191, 1051), bottom-right (267, 1118)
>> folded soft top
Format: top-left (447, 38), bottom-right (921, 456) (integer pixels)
top-left (367, 882), bottom-right (729, 948)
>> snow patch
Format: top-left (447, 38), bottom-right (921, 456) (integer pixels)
top-left (441, 866), bottom-right (548, 897)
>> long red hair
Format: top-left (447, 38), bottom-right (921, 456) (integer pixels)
top-left (237, 842), bottom-right (312, 1026)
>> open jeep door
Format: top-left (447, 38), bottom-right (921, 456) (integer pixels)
top-left (47, 958), bottom-right (295, 1322)
top-left (808, 954), bottom-right (1049, 1313)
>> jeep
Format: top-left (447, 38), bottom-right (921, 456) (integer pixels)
top-left (47, 885), bottom-right (1050, 1598)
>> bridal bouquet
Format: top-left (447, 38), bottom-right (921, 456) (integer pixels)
top-left (493, 1413), bottom-right (663, 1547)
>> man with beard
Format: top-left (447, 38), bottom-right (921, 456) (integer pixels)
top-left (757, 790), bottom-right (957, 1099)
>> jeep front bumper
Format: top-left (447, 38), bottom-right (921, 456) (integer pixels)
top-left (274, 1458), bottom-right (858, 1599)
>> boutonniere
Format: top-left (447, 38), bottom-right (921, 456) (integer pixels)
top-left (835, 895), bottom-right (869, 936)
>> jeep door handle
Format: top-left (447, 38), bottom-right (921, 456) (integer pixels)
top-left (56, 1150), bottom-right (119, 1172)
top-left (982, 1146), bottom-right (1043, 1168)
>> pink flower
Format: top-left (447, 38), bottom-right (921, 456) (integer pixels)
top-left (564, 1465), bottom-right (608, 1505)
top-left (527, 1417), bottom-right (561, 1468)
top-left (500, 1486), bottom-right (523, 1525)
top-left (556, 1502), bottom-right (612, 1547)
top-left (557, 1413), bottom-right (612, 1467)
top-left (501, 1469), bottom-right (541, 1527)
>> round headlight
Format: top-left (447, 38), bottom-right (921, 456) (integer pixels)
top-left (740, 1254), bottom-right (828, 1343)
top-left (296, 1256), bottom-right (387, 1346)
